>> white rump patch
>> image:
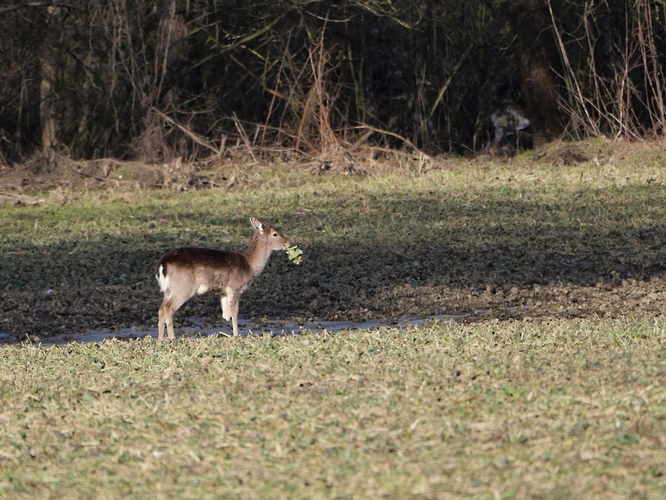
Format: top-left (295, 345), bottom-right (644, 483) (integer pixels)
top-left (157, 265), bottom-right (170, 294)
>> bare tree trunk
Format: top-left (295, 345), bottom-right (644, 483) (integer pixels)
top-left (39, 6), bottom-right (59, 156)
top-left (511, 0), bottom-right (563, 146)
top-left (40, 56), bottom-right (58, 155)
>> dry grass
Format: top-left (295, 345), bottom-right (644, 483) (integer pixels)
top-left (0, 318), bottom-right (665, 498)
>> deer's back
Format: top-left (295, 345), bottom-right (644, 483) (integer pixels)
top-left (157, 247), bottom-right (253, 294)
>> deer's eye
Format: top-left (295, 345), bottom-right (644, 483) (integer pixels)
top-left (273, 232), bottom-right (278, 237)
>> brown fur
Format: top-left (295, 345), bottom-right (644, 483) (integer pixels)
top-left (156, 218), bottom-right (290, 340)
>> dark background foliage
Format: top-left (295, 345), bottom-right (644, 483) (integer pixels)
top-left (1, 0), bottom-right (665, 164)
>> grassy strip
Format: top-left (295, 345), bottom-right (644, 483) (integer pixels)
top-left (0, 318), bottom-right (665, 498)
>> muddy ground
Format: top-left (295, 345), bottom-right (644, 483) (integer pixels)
top-left (2, 146), bottom-right (666, 341)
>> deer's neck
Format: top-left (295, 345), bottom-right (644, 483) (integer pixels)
top-left (243, 233), bottom-right (272, 276)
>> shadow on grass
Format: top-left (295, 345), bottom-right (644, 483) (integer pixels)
top-left (2, 183), bottom-right (666, 337)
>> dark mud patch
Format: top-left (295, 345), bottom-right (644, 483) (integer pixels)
top-left (2, 218), bottom-right (666, 342)
top-left (3, 142), bottom-right (666, 340)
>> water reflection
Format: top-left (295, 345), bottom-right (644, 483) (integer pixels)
top-left (1, 314), bottom-right (465, 346)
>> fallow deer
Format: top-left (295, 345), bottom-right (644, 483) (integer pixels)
top-left (156, 217), bottom-right (290, 340)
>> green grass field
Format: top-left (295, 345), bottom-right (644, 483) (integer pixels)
top-left (1, 320), bottom-right (665, 499)
top-left (1, 141), bottom-right (666, 498)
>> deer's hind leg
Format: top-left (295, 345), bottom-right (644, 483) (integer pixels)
top-left (158, 289), bottom-right (195, 340)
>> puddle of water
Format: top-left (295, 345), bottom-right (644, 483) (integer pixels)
top-left (0, 314), bottom-right (465, 346)
top-left (0, 332), bottom-right (16, 345)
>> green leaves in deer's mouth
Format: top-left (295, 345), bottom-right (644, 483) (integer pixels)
top-left (283, 245), bottom-right (303, 265)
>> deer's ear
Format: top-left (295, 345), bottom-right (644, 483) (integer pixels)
top-left (250, 217), bottom-right (264, 233)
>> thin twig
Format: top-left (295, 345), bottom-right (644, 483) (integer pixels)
top-left (0, 190), bottom-right (44, 206)
top-left (232, 113), bottom-right (258, 163)
top-left (547, 0), bottom-right (601, 137)
top-left (357, 125), bottom-right (432, 162)
top-left (153, 109), bottom-right (221, 156)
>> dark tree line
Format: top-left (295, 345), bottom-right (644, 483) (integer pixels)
top-left (1, 0), bottom-right (665, 165)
